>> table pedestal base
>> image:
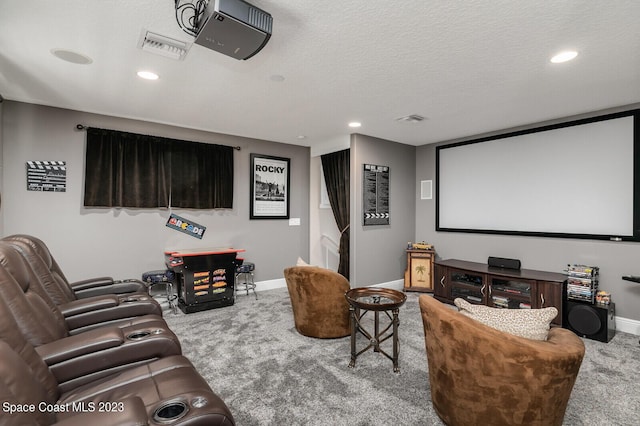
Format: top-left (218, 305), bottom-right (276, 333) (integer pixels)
top-left (349, 306), bottom-right (401, 373)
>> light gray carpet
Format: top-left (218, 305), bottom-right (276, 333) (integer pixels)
top-left (164, 288), bottom-right (640, 425)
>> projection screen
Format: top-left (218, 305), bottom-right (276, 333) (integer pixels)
top-left (436, 110), bottom-right (639, 241)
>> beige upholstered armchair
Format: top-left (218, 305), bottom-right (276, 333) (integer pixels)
top-left (419, 295), bottom-right (585, 426)
top-left (284, 266), bottom-right (351, 338)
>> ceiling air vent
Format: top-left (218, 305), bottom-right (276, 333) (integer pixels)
top-left (395, 114), bottom-right (427, 123)
top-left (138, 30), bottom-right (190, 61)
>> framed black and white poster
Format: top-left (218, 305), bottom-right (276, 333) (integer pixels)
top-left (250, 154), bottom-right (290, 219)
top-left (26, 161), bottom-right (67, 192)
top-left (363, 163), bottom-right (390, 225)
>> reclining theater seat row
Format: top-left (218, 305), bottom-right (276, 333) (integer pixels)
top-left (0, 296), bottom-right (234, 426)
top-left (4, 234), bottom-right (149, 298)
top-left (0, 237), bottom-right (236, 425)
top-left (0, 244), bottom-right (182, 390)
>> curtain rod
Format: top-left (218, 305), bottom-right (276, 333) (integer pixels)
top-left (75, 124), bottom-right (242, 151)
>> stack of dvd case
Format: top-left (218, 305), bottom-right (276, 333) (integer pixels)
top-left (566, 264), bottom-right (599, 303)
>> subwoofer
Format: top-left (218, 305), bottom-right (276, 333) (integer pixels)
top-left (564, 300), bottom-right (615, 342)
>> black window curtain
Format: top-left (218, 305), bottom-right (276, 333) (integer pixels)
top-left (84, 127), bottom-right (233, 209)
top-left (169, 140), bottom-right (234, 208)
top-left (84, 128), bottom-right (170, 208)
top-left (321, 149), bottom-right (350, 279)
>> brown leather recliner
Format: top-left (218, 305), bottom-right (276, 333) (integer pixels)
top-left (419, 295), bottom-right (585, 426)
top-left (0, 241), bottom-right (163, 334)
top-left (284, 266), bottom-right (351, 338)
top-left (3, 234), bottom-right (149, 299)
top-left (0, 237), bottom-right (236, 425)
top-left (0, 321), bottom-right (235, 425)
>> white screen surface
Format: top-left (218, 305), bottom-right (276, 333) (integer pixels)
top-left (437, 116), bottom-right (635, 237)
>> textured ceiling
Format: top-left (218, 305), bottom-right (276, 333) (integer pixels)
top-left (1, 1), bottom-right (639, 148)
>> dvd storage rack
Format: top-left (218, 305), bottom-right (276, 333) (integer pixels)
top-left (566, 264), bottom-right (599, 303)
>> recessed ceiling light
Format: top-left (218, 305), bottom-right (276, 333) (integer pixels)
top-left (50, 48), bottom-right (93, 65)
top-left (297, 135), bottom-right (306, 139)
top-left (550, 50), bottom-right (578, 63)
top-left (348, 122), bottom-right (362, 128)
top-left (137, 70), bottom-right (159, 80)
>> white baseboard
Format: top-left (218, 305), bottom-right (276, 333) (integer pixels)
top-left (367, 279), bottom-right (404, 291)
top-left (259, 277), bottom-right (640, 337)
top-left (254, 278), bottom-right (286, 292)
top-left (615, 316), bottom-right (640, 336)
top-left (255, 278), bottom-right (405, 292)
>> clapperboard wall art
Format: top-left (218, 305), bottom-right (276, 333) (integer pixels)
top-left (26, 161), bottom-right (67, 192)
top-left (363, 163), bottom-right (390, 226)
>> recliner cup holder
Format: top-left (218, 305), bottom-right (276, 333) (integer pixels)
top-left (122, 297), bottom-right (140, 303)
top-left (127, 331), bottom-right (150, 340)
top-left (153, 400), bottom-right (189, 424)
top-left (127, 329), bottom-right (163, 340)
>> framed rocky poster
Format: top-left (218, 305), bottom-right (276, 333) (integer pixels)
top-left (250, 154), bottom-right (290, 219)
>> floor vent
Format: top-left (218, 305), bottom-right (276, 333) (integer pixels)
top-left (138, 30), bottom-right (190, 61)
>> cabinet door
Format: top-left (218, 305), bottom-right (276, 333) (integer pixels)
top-left (407, 251), bottom-right (434, 291)
top-left (433, 264), bottom-right (449, 301)
top-left (488, 276), bottom-right (536, 309)
top-left (537, 281), bottom-right (564, 326)
top-left (449, 269), bottom-right (487, 305)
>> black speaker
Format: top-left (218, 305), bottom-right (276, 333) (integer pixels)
top-left (564, 300), bottom-right (615, 342)
top-left (487, 256), bottom-right (521, 270)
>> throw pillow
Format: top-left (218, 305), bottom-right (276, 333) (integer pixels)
top-left (296, 257), bottom-right (311, 266)
top-left (454, 298), bottom-right (557, 341)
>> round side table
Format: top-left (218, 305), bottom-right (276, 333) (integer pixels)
top-left (345, 287), bottom-right (407, 373)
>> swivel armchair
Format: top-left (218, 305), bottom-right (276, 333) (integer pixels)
top-left (419, 295), bottom-right (585, 426)
top-left (284, 266), bottom-right (351, 338)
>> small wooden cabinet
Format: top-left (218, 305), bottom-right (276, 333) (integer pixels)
top-left (404, 249), bottom-right (435, 292)
top-left (434, 259), bottom-right (566, 326)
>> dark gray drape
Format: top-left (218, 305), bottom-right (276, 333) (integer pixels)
top-left (169, 140), bottom-right (234, 208)
top-left (84, 128), bottom-right (170, 207)
top-left (321, 149), bottom-right (350, 279)
top-left (84, 128), bottom-right (233, 209)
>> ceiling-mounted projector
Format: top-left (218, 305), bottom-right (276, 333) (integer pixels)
top-left (195, 0), bottom-right (272, 60)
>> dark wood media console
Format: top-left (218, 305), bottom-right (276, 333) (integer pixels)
top-left (434, 259), bottom-right (566, 326)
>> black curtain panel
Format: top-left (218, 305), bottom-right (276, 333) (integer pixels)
top-left (169, 140), bottom-right (234, 209)
top-left (321, 149), bottom-right (350, 279)
top-left (84, 128), bottom-right (234, 209)
top-left (84, 128), bottom-right (170, 207)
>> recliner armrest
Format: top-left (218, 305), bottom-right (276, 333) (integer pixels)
top-left (35, 327), bottom-right (124, 365)
top-left (69, 277), bottom-right (115, 291)
top-left (72, 278), bottom-right (149, 298)
top-left (63, 294), bottom-right (163, 333)
top-left (58, 295), bottom-right (119, 317)
top-left (35, 324), bottom-right (179, 390)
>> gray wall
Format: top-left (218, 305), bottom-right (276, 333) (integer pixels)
top-left (0, 98), bottom-right (3, 236)
top-left (351, 134), bottom-right (416, 286)
top-left (1, 101), bottom-right (309, 283)
top-left (416, 143), bottom-right (640, 324)
top-left (5, 100), bottom-right (638, 326)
